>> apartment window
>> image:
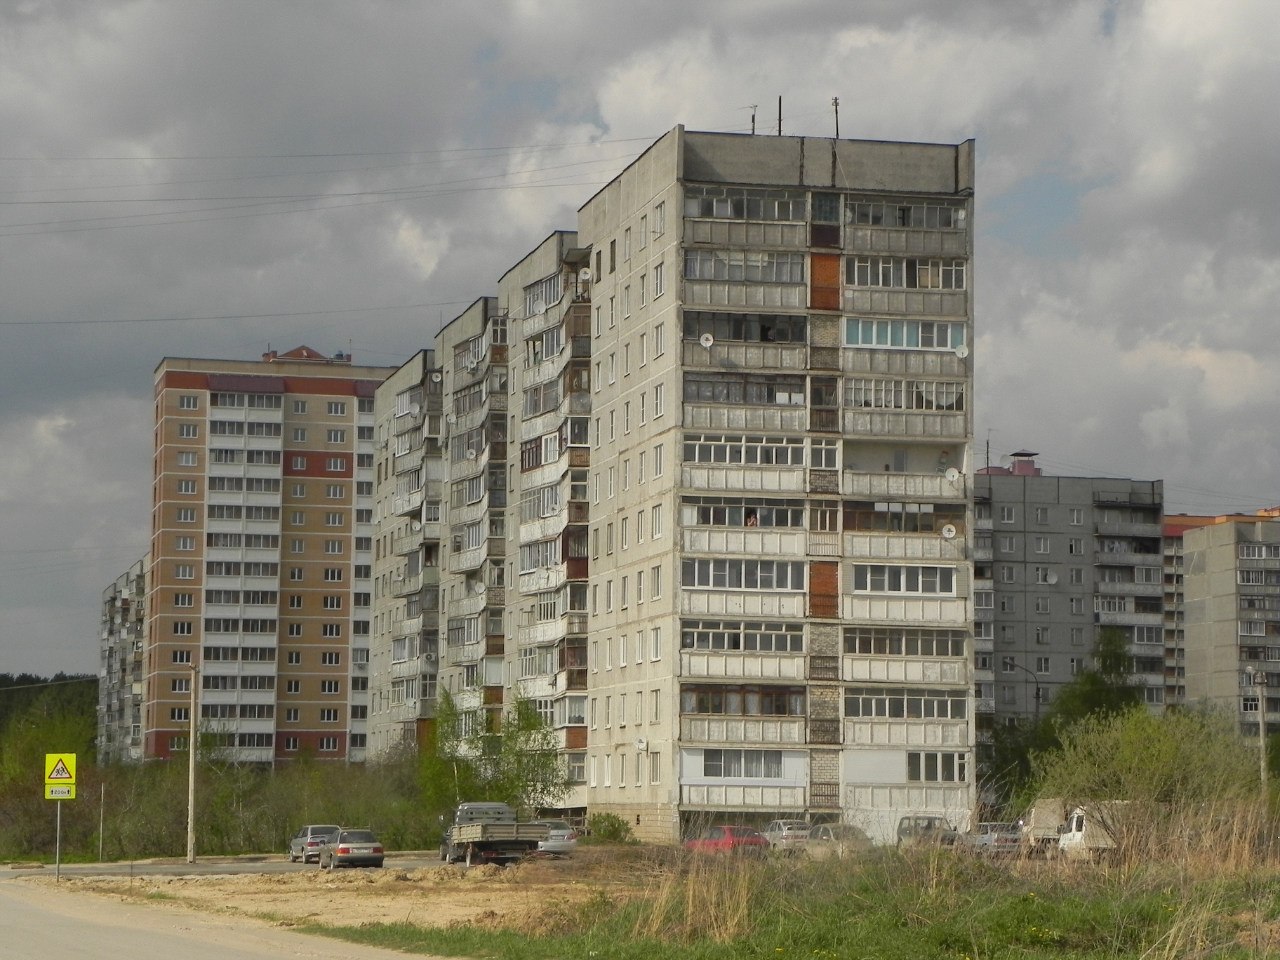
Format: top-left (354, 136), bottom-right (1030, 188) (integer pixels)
top-left (286, 680), bottom-right (301, 694)
top-left (1070, 627), bottom-right (1085, 646)
top-left (321, 624), bottom-right (342, 638)
top-left (327, 429), bottom-right (346, 443)
top-left (651, 565), bottom-right (662, 599)
top-left (318, 737), bottom-right (338, 752)
top-left (177, 480), bottom-right (197, 495)
top-left (1034, 507), bottom-right (1049, 523)
top-left (651, 504), bottom-right (664, 538)
top-left (653, 261), bottom-right (665, 297)
top-left (173, 592), bottom-right (193, 608)
top-left (1000, 565), bottom-right (1016, 584)
top-left (286, 623), bottom-right (302, 637)
top-left (172, 650), bottom-right (191, 664)
top-left (1034, 536), bottom-right (1051, 554)
top-left (654, 200), bottom-right (665, 235)
top-left (907, 752), bottom-right (968, 783)
top-left (172, 621), bottom-right (192, 636)
top-left (177, 451), bottom-right (198, 467)
top-left (178, 423), bottom-right (198, 439)
top-left (1034, 596), bottom-right (1050, 614)
top-left (178, 394), bottom-right (199, 410)
top-left (320, 708), bottom-right (340, 723)
top-left (326, 457), bottom-right (346, 472)
top-left (327, 401), bottom-right (346, 416)
top-left (174, 564), bottom-right (194, 580)
top-left (292, 427), bottom-right (307, 443)
top-left (999, 506), bottom-right (1015, 523)
top-left (324, 540), bottom-right (343, 555)
top-left (324, 511), bottom-right (343, 527)
top-left (1070, 597), bottom-right (1085, 615)
top-left (321, 680), bottom-right (340, 694)
top-left (1069, 508), bottom-right (1084, 525)
top-left (288, 595), bottom-right (302, 609)
top-left (1035, 656), bottom-right (1051, 674)
top-left (322, 595), bottom-right (342, 610)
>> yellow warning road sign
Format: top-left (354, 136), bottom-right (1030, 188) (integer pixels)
top-left (45, 753), bottom-right (76, 801)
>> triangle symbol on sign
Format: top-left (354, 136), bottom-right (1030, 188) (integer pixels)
top-left (49, 759), bottom-right (72, 780)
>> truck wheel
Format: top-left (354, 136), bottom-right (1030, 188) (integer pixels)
top-left (439, 844), bottom-right (448, 862)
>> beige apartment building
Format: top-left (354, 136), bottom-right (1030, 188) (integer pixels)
top-left (1183, 514), bottom-right (1280, 739)
top-left (142, 347), bottom-right (393, 762)
top-left (368, 350), bottom-right (444, 755)
top-left (570, 127), bottom-right (976, 843)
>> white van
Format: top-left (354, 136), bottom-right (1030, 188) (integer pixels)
top-left (1056, 805), bottom-right (1118, 861)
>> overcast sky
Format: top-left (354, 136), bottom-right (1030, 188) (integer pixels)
top-left (2, 0), bottom-right (1276, 676)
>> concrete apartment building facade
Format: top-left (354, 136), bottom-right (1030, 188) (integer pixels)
top-left (98, 557), bottom-right (148, 763)
top-left (368, 350), bottom-right (444, 755)
top-left (973, 454), bottom-right (1165, 735)
top-left (142, 347), bottom-right (393, 762)
top-left (1183, 515), bottom-right (1280, 739)
top-left (567, 127), bottom-right (976, 842)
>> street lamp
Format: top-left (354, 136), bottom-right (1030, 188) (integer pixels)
top-left (1006, 659), bottom-right (1042, 723)
top-left (1245, 665), bottom-right (1268, 795)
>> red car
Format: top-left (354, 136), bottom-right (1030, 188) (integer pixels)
top-left (683, 825), bottom-right (770, 854)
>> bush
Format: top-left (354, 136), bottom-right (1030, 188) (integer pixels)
top-left (583, 812), bottom-right (636, 844)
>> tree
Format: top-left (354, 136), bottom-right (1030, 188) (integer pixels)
top-left (1027, 706), bottom-right (1265, 863)
top-left (982, 628), bottom-right (1144, 813)
top-left (421, 692), bottom-right (570, 822)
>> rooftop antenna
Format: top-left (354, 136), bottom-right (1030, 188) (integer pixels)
top-left (750, 104), bottom-right (757, 135)
top-left (777, 96), bottom-right (783, 136)
top-left (832, 96), bottom-right (840, 139)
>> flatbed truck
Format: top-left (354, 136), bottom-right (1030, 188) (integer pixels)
top-left (439, 802), bottom-right (550, 866)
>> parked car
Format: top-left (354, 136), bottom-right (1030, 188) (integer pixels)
top-left (531, 819), bottom-right (580, 855)
top-left (683, 825), bottom-right (770, 855)
top-left (896, 815), bottom-right (960, 848)
top-left (806, 823), bottom-right (873, 860)
top-left (763, 819), bottom-right (812, 853)
top-left (289, 824), bottom-right (341, 863)
top-left (318, 828), bottom-right (385, 869)
top-left (964, 821), bottom-right (1022, 856)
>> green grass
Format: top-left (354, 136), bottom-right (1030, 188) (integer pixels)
top-left (294, 849), bottom-right (1280, 960)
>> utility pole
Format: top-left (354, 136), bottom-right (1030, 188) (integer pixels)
top-left (1008, 660), bottom-right (1042, 723)
top-left (832, 96), bottom-right (840, 138)
top-left (1248, 666), bottom-right (1268, 798)
top-left (187, 662), bottom-right (198, 863)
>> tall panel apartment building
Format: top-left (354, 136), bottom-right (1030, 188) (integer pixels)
top-left (1183, 515), bottom-right (1280, 739)
top-left (369, 350), bottom-right (444, 754)
top-left (572, 127), bottom-right (976, 842)
top-left (145, 348), bottom-right (394, 762)
top-left (501, 232), bottom-right (593, 812)
top-left (99, 557), bottom-right (148, 763)
top-left (973, 453), bottom-right (1165, 737)
top-left (434, 299), bottom-right (511, 738)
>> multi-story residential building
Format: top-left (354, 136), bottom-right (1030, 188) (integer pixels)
top-left (1183, 514), bottom-right (1280, 740)
top-left (141, 346), bottom-right (394, 763)
top-left (501, 232), bottom-right (593, 816)
top-left (1161, 514), bottom-right (1225, 707)
top-left (572, 126), bottom-right (976, 843)
top-left (98, 557), bottom-right (148, 763)
top-left (369, 350), bottom-right (444, 754)
top-left (974, 453), bottom-right (1165, 738)
top-left (435, 299), bottom-right (511, 740)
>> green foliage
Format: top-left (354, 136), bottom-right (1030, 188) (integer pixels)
top-left (981, 628), bottom-right (1146, 812)
top-left (583, 812), bottom-right (636, 844)
top-left (422, 691), bottom-right (570, 821)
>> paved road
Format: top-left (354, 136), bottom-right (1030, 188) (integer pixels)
top-left (0, 851), bottom-right (439, 882)
top-left (0, 873), bottom-right (440, 960)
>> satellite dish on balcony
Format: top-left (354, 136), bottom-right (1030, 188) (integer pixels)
top-left (698, 333), bottom-right (715, 349)
top-left (578, 267), bottom-right (591, 281)
top-left (955, 345), bottom-right (969, 359)
top-left (940, 524), bottom-right (958, 540)
top-left (944, 467), bottom-right (962, 484)
top-left (466, 449), bottom-right (478, 460)
top-left (634, 737), bottom-right (648, 752)
top-left (472, 580), bottom-right (486, 595)
top-left (1046, 571), bottom-right (1059, 585)
top-left (411, 521), bottom-right (422, 532)
top-left (430, 372), bottom-right (442, 383)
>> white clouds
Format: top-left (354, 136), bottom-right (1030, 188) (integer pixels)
top-left (389, 214), bottom-right (450, 281)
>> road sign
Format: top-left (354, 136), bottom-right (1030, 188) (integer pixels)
top-left (45, 753), bottom-right (76, 801)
